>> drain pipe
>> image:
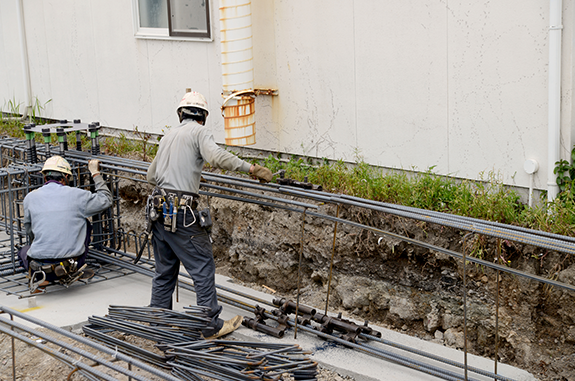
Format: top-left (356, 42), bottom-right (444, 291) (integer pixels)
top-left (219, 0), bottom-right (256, 146)
top-left (524, 159), bottom-right (539, 207)
top-left (16, 0), bottom-right (32, 120)
top-left (547, 0), bottom-right (563, 202)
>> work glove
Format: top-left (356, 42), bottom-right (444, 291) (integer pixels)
top-left (252, 164), bottom-right (273, 183)
top-left (88, 159), bottom-right (101, 176)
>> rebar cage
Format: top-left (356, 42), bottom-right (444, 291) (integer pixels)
top-left (1, 123), bottom-right (575, 380)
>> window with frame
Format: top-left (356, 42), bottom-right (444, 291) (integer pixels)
top-left (135, 0), bottom-right (211, 40)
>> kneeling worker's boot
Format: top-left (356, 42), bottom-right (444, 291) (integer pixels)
top-left (206, 315), bottom-right (243, 340)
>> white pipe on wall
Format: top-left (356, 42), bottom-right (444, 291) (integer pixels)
top-left (219, 0), bottom-right (256, 146)
top-left (219, 0), bottom-right (254, 95)
top-left (524, 159), bottom-right (539, 207)
top-left (16, 0), bottom-right (32, 119)
top-left (547, 0), bottom-right (563, 202)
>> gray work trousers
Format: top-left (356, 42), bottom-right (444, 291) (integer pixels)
top-left (149, 209), bottom-right (223, 336)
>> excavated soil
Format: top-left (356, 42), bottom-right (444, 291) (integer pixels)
top-left (2, 175), bottom-right (575, 380)
top-left (116, 176), bottom-right (575, 380)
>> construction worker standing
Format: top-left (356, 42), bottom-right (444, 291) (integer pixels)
top-left (19, 156), bottom-right (113, 291)
top-left (146, 90), bottom-right (272, 339)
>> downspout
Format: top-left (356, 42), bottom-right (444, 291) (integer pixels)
top-left (547, 0), bottom-right (563, 202)
top-left (219, 0), bottom-right (256, 146)
top-left (16, 0), bottom-right (32, 120)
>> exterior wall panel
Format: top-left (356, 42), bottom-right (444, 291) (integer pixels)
top-left (1, 1), bottom-right (29, 112)
top-left (447, 1), bottom-right (550, 187)
top-left (354, 1), bottom-right (449, 171)
top-left (1, 0), bottom-right (574, 195)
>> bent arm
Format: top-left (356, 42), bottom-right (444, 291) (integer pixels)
top-left (84, 176), bottom-right (113, 216)
top-left (199, 131), bottom-right (251, 173)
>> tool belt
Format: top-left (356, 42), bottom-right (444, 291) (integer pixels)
top-left (146, 187), bottom-right (200, 233)
top-left (150, 187), bottom-right (199, 210)
top-left (28, 256), bottom-right (86, 293)
top-left (29, 257), bottom-right (78, 277)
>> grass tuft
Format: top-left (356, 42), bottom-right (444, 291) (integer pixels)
top-left (261, 155), bottom-right (575, 237)
top-left (1, 109), bottom-right (573, 237)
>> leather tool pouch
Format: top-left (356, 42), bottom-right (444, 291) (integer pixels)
top-left (30, 260), bottom-right (52, 273)
top-left (54, 264), bottom-right (67, 277)
top-left (147, 195), bottom-right (160, 222)
top-left (199, 208), bottom-right (212, 230)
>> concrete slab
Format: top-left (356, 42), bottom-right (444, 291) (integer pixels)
top-left (0, 268), bottom-right (537, 381)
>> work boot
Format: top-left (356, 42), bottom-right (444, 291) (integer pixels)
top-left (205, 315), bottom-right (243, 340)
top-left (30, 280), bottom-right (50, 294)
top-left (80, 269), bottom-right (95, 280)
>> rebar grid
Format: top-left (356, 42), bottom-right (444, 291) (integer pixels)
top-left (0, 304), bottom-right (184, 381)
top-left (0, 134), bottom-right (570, 380)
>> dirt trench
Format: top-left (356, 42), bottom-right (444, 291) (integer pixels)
top-left (3, 176), bottom-right (574, 380)
top-left (116, 177), bottom-right (575, 381)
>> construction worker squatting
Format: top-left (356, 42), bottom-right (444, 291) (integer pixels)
top-left (19, 156), bottom-right (113, 292)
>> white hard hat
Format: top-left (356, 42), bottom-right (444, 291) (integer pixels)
top-left (177, 91), bottom-right (209, 116)
top-left (42, 155), bottom-right (72, 176)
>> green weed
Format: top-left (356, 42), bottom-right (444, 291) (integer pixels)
top-left (2, 106), bottom-right (575, 238)
top-left (258, 155), bottom-right (575, 237)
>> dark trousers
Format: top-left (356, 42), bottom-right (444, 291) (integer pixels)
top-left (150, 209), bottom-right (223, 337)
top-left (18, 222), bottom-right (92, 283)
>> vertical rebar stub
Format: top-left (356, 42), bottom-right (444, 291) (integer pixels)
top-left (56, 127), bottom-right (68, 154)
top-left (42, 128), bottom-right (52, 157)
top-left (89, 123), bottom-right (100, 155)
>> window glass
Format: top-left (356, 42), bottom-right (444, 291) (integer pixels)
top-left (168, 0), bottom-right (211, 38)
top-left (134, 0), bottom-right (211, 40)
top-left (138, 0), bottom-right (168, 28)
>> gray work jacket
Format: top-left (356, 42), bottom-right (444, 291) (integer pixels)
top-left (24, 176), bottom-right (113, 259)
top-left (147, 119), bottom-right (251, 193)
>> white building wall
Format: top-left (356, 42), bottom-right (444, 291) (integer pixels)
top-left (0, 0), bottom-right (574, 195)
top-left (0, 0), bottom-right (26, 112)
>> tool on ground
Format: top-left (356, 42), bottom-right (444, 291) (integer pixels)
top-left (275, 171), bottom-right (323, 191)
top-left (242, 316), bottom-right (285, 338)
top-left (241, 296), bottom-right (382, 344)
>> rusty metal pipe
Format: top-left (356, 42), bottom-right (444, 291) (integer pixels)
top-left (324, 203), bottom-right (340, 315)
top-left (313, 312), bottom-right (361, 335)
top-left (11, 313), bottom-right (15, 381)
top-left (242, 317), bottom-right (285, 338)
top-left (272, 297), bottom-right (316, 317)
top-left (294, 208), bottom-right (307, 339)
top-left (463, 232), bottom-right (473, 381)
top-left (496, 239), bottom-right (502, 378)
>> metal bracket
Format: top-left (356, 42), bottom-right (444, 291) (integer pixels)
top-left (253, 88), bottom-right (279, 96)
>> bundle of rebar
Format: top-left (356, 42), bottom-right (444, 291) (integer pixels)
top-left (162, 340), bottom-right (317, 381)
top-left (83, 305), bottom-right (318, 380)
top-left (0, 304), bottom-right (181, 381)
top-left (83, 305), bottom-right (212, 367)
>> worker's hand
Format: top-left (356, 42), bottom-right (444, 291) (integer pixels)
top-left (251, 164), bottom-right (273, 183)
top-left (88, 159), bottom-right (101, 176)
